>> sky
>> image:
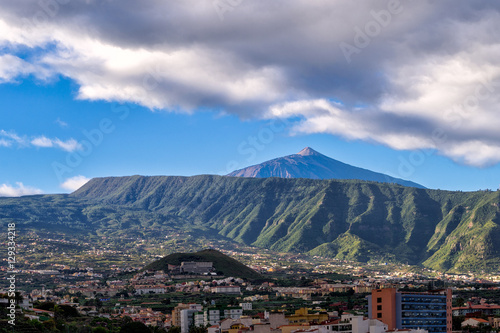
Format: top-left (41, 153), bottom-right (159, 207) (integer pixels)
top-left (1, 0), bottom-right (500, 195)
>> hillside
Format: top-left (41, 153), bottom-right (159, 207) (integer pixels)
top-left (1, 175), bottom-right (500, 273)
top-left (227, 147), bottom-right (424, 188)
top-left (144, 249), bottom-right (262, 280)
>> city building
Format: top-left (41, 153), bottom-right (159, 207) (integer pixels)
top-left (488, 317), bottom-right (500, 329)
top-left (134, 285), bottom-right (167, 295)
top-left (173, 303), bottom-right (191, 327)
top-left (205, 308), bottom-right (222, 326)
top-left (367, 288), bottom-right (452, 333)
top-left (181, 262), bottom-right (214, 274)
top-left (240, 302), bottom-right (253, 311)
top-left (173, 303), bottom-right (203, 329)
top-left (452, 302), bottom-right (500, 317)
top-left (202, 307), bottom-right (243, 326)
top-left (461, 318), bottom-right (489, 328)
top-left (326, 313), bottom-right (388, 333)
top-left (286, 308), bottom-right (329, 324)
top-left (224, 308), bottom-right (243, 319)
top-left (180, 304), bottom-right (204, 333)
top-left (212, 286), bottom-right (241, 295)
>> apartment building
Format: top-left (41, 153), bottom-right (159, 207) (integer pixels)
top-left (367, 288), bottom-right (452, 333)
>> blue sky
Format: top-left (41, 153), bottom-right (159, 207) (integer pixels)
top-left (1, 1), bottom-right (500, 195)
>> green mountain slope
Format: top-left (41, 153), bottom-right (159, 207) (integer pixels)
top-left (1, 175), bottom-right (500, 273)
top-left (144, 249), bottom-right (262, 280)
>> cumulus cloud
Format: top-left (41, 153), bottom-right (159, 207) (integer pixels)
top-left (0, 182), bottom-right (43, 197)
top-left (31, 136), bottom-right (53, 148)
top-left (267, 98), bottom-right (500, 167)
top-left (0, 0), bottom-right (500, 165)
top-left (52, 138), bottom-right (81, 152)
top-left (60, 175), bottom-right (90, 192)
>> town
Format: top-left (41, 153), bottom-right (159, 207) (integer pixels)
top-left (1, 232), bottom-right (500, 332)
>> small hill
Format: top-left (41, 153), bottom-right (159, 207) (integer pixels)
top-left (227, 147), bottom-right (424, 188)
top-left (144, 249), bottom-right (262, 280)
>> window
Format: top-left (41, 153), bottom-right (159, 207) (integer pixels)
top-left (377, 313), bottom-right (382, 318)
top-left (377, 305), bottom-right (382, 311)
top-left (377, 298), bottom-right (382, 303)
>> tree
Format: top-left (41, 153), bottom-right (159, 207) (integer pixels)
top-left (189, 326), bottom-right (208, 333)
top-left (37, 301), bottom-right (56, 311)
top-left (93, 327), bottom-right (109, 333)
top-left (120, 321), bottom-right (150, 333)
top-left (56, 304), bottom-right (80, 318)
top-left (167, 326), bottom-right (181, 333)
top-left (454, 297), bottom-right (465, 307)
top-left (452, 316), bottom-right (465, 330)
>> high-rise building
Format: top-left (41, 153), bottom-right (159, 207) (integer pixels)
top-left (367, 288), bottom-right (452, 333)
top-left (173, 303), bottom-right (191, 327)
top-left (173, 303), bottom-right (203, 329)
top-left (180, 304), bottom-right (204, 333)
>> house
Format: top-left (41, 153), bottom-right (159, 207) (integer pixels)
top-left (181, 262), bottom-right (214, 274)
top-left (489, 317), bottom-right (500, 329)
top-left (212, 286), bottom-right (241, 295)
top-left (461, 318), bottom-right (490, 328)
top-left (134, 285), bottom-right (167, 295)
top-left (452, 302), bottom-right (500, 317)
top-left (286, 308), bottom-right (329, 325)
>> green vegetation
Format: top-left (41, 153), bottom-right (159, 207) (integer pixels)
top-left (144, 249), bottom-right (262, 280)
top-left (1, 175), bottom-right (500, 273)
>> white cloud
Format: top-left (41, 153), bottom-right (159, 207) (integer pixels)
top-left (55, 118), bottom-right (68, 127)
top-left (0, 182), bottom-right (43, 197)
top-left (0, 54), bottom-right (33, 83)
top-left (3, 131), bottom-right (82, 152)
top-left (0, 1), bottom-right (500, 166)
top-left (268, 98), bottom-right (500, 167)
top-left (31, 136), bottom-right (53, 147)
top-left (0, 139), bottom-right (11, 147)
top-left (60, 175), bottom-right (90, 192)
top-left (0, 129), bottom-right (26, 146)
top-left (53, 138), bottom-right (81, 152)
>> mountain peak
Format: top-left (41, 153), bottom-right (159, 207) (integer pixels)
top-left (227, 146), bottom-right (425, 188)
top-left (297, 147), bottom-right (321, 156)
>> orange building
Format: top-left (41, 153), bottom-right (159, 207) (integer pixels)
top-left (370, 288), bottom-right (398, 329)
top-left (368, 288), bottom-right (452, 333)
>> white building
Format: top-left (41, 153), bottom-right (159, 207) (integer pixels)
top-left (239, 302), bottom-right (252, 311)
top-left (205, 309), bottom-right (221, 326)
top-left (134, 285), bottom-right (166, 295)
top-left (194, 312), bottom-right (205, 328)
top-left (224, 308), bottom-right (243, 319)
top-left (461, 318), bottom-right (490, 328)
top-left (312, 314), bottom-right (388, 333)
top-left (180, 304), bottom-right (204, 333)
top-left (212, 286), bottom-right (241, 294)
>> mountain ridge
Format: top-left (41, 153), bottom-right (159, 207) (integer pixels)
top-left (67, 174), bottom-right (500, 272)
top-left (227, 147), bottom-right (425, 189)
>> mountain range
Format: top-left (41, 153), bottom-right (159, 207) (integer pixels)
top-left (1, 149), bottom-right (499, 274)
top-left (69, 175), bottom-right (500, 272)
top-left (1, 174), bottom-right (498, 273)
top-left (228, 147), bottom-right (424, 188)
